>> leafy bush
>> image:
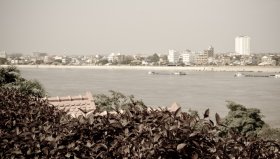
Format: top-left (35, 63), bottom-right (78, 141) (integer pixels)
top-left (1, 88), bottom-right (279, 158)
top-left (94, 90), bottom-right (146, 112)
top-left (258, 124), bottom-right (280, 142)
top-left (0, 66), bottom-right (46, 97)
top-left (0, 87), bottom-right (69, 158)
top-left (220, 101), bottom-right (265, 137)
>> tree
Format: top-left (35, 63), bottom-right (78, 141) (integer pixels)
top-left (96, 59), bottom-right (109, 65)
top-left (146, 53), bottom-right (160, 63)
top-left (0, 58), bottom-right (7, 64)
top-left (258, 124), bottom-right (280, 142)
top-left (220, 101), bottom-right (265, 137)
top-left (0, 66), bottom-right (21, 85)
top-left (0, 66), bottom-right (46, 97)
top-left (94, 90), bottom-right (146, 112)
top-left (118, 55), bottom-right (133, 65)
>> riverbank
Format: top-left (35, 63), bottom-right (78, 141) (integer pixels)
top-left (3, 65), bottom-right (280, 73)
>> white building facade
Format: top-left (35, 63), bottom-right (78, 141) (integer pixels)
top-left (235, 36), bottom-right (250, 55)
top-left (181, 50), bottom-right (192, 65)
top-left (168, 50), bottom-right (179, 64)
top-left (0, 51), bottom-right (7, 59)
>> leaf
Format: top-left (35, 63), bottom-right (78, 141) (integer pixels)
top-left (88, 117), bottom-right (94, 125)
top-left (138, 124), bottom-right (144, 133)
top-left (204, 109), bottom-right (209, 118)
top-left (209, 120), bottom-right (214, 126)
top-left (65, 152), bottom-right (71, 158)
top-left (58, 145), bottom-right (65, 149)
top-left (124, 146), bottom-right (130, 154)
top-left (12, 150), bottom-right (22, 155)
top-left (215, 113), bottom-right (222, 125)
top-left (27, 148), bottom-right (32, 155)
top-left (192, 153), bottom-right (198, 159)
top-left (2, 139), bottom-right (8, 144)
top-left (174, 107), bottom-right (181, 117)
top-left (177, 143), bottom-right (187, 151)
top-left (42, 147), bottom-right (49, 155)
top-left (45, 135), bottom-right (55, 142)
top-left (189, 132), bottom-right (198, 137)
top-left (94, 143), bottom-right (108, 151)
top-left (125, 128), bottom-right (129, 136)
top-left (15, 127), bottom-right (20, 135)
top-left (153, 134), bottom-right (161, 143)
top-left (67, 142), bottom-right (75, 149)
top-left (43, 125), bottom-right (51, 131)
top-left (86, 141), bottom-right (92, 148)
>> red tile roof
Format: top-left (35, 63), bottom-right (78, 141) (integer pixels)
top-left (47, 92), bottom-right (96, 117)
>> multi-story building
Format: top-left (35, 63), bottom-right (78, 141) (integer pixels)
top-left (33, 52), bottom-right (48, 57)
top-left (204, 46), bottom-right (214, 57)
top-left (194, 52), bottom-right (208, 65)
top-left (107, 53), bottom-right (116, 63)
top-left (259, 55), bottom-right (276, 66)
top-left (0, 51), bottom-right (7, 59)
top-left (181, 50), bottom-right (192, 65)
top-left (43, 56), bottom-right (54, 64)
top-left (222, 56), bottom-right (231, 65)
top-left (168, 50), bottom-right (179, 64)
top-left (235, 36), bottom-right (250, 55)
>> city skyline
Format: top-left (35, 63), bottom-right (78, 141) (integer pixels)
top-left (0, 0), bottom-right (280, 55)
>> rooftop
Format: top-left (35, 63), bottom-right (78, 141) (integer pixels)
top-left (47, 91), bottom-right (96, 117)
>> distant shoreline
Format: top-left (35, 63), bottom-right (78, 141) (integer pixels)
top-left (2, 65), bottom-right (280, 73)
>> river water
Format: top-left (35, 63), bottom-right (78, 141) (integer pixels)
top-left (20, 68), bottom-right (280, 127)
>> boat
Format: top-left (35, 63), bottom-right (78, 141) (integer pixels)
top-left (173, 72), bottom-right (187, 75)
top-left (235, 72), bottom-right (271, 78)
top-left (274, 74), bottom-right (280, 78)
top-left (148, 71), bottom-right (157, 75)
top-left (234, 72), bottom-right (245, 77)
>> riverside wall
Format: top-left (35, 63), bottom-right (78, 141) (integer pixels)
top-left (2, 65), bottom-right (280, 73)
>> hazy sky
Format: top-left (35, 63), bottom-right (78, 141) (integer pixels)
top-left (0, 0), bottom-right (279, 55)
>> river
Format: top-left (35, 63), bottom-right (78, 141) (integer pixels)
top-left (20, 68), bottom-right (280, 127)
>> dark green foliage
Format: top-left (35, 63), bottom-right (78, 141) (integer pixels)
top-left (1, 88), bottom-right (279, 158)
top-left (146, 53), bottom-right (160, 63)
top-left (0, 87), bottom-right (69, 158)
top-left (258, 124), bottom-right (280, 142)
top-left (94, 90), bottom-right (146, 112)
top-left (0, 66), bottom-right (20, 85)
top-left (220, 101), bottom-right (265, 137)
top-left (0, 66), bottom-right (46, 97)
top-left (0, 58), bottom-right (7, 64)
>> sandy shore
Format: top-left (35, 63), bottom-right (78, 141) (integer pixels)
top-left (2, 65), bottom-right (280, 73)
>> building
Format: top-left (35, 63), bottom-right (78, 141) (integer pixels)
top-left (168, 50), bottom-right (179, 64)
top-left (107, 53), bottom-right (116, 62)
top-left (235, 36), bottom-right (250, 55)
top-left (221, 56), bottom-right (231, 65)
top-left (204, 46), bottom-right (214, 57)
top-left (43, 56), bottom-right (54, 64)
top-left (33, 52), bottom-right (48, 57)
top-left (194, 52), bottom-right (208, 65)
top-left (47, 92), bottom-right (96, 117)
top-left (0, 51), bottom-right (7, 59)
top-left (259, 55), bottom-right (276, 66)
top-left (181, 50), bottom-right (192, 65)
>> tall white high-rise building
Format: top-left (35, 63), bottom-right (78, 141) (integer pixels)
top-left (168, 50), bottom-right (179, 64)
top-left (235, 36), bottom-right (250, 55)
